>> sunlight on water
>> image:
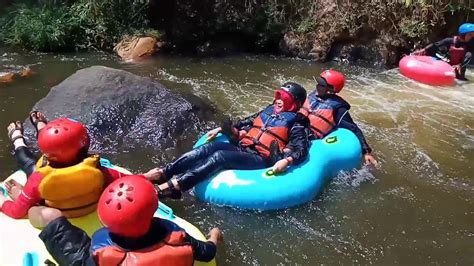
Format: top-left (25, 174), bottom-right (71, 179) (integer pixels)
top-left (0, 50), bottom-right (472, 264)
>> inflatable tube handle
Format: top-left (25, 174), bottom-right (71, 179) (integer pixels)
top-left (99, 158), bottom-right (113, 168)
top-left (22, 252), bottom-right (39, 266)
top-left (0, 186), bottom-right (7, 197)
top-left (265, 169), bottom-right (275, 176)
top-left (158, 203), bottom-right (174, 219)
top-left (325, 136), bottom-right (338, 144)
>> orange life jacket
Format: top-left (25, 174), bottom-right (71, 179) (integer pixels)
top-left (449, 36), bottom-right (466, 66)
top-left (240, 105), bottom-right (297, 158)
top-left (93, 227), bottom-right (193, 266)
top-left (299, 93), bottom-right (349, 139)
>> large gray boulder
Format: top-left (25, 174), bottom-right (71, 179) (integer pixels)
top-left (24, 66), bottom-right (220, 164)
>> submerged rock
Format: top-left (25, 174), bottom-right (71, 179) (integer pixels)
top-left (0, 67), bottom-right (34, 83)
top-left (24, 66), bottom-right (220, 163)
top-left (0, 72), bottom-right (14, 83)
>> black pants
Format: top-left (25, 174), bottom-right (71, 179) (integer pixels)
top-left (14, 146), bottom-right (39, 176)
top-left (164, 142), bottom-right (270, 191)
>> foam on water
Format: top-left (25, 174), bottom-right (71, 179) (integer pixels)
top-left (1, 52), bottom-right (473, 264)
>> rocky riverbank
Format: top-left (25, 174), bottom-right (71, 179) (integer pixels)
top-left (1, 0), bottom-right (471, 67)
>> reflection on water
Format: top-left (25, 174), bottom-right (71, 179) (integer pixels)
top-left (0, 49), bottom-right (473, 265)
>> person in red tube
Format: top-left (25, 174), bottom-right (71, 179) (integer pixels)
top-left (34, 175), bottom-right (222, 265)
top-left (300, 70), bottom-right (377, 166)
top-left (0, 112), bottom-right (153, 219)
top-left (413, 23), bottom-right (474, 81)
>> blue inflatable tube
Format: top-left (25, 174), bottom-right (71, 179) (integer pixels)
top-left (193, 128), bottom-right (362, 210)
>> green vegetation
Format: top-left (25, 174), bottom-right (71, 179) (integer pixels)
top-left (0, 0), bottom-right (152, 51)
top-left (0, 0), bottom-right (472, 64)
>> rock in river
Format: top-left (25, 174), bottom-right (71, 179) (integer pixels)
top-left (23, 66), bottom-right (220, 165)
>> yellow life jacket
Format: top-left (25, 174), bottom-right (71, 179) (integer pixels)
top-left (36, 155), bottom-right (105, 218)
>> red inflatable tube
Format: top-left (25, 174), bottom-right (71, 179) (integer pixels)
top-left (399, 55), bottom-right (455, 86)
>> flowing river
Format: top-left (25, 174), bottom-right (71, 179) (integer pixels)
top-left (0, 49), bottom-right (473, 265)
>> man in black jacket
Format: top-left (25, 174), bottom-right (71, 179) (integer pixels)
top-left (414, 23), bottom-right (474, 81)
top-left (33, 176), bottom-right (222, 265)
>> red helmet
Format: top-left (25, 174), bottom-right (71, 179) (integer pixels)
top-left (318, 70), bottom-right (345, 93)
top-left (98, 175), bottom-right (158, 237)
top-left (38, 118), bottom-right (90, 164)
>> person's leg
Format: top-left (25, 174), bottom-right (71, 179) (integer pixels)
top-left (28, 206), bottom-right (63, 228)
top-left (7, 122), bottom-right (38, 176)
top-left (456, 65), bottom-right (468, 81)
top-left (14, 147), bottom-right (39, 176)
top-left (29, 111), bottom-right (48, 137)
top-left (169, 149), bottom-right (269, 192)
top-left (162, 142), bottom-right (241, 180)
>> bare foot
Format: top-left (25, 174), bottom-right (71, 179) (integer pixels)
top-left (5, 180), bottom-right (23, 200)
top-left (7, 121), bottom-right (26, 149)
top-left (30, 111), bottom-right (48, 132)
top-left (144, 168), bottom-right (165, 182)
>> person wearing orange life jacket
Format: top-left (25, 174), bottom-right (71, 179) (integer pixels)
top-left (0, 112), bottom-right (151, 219)
top-left (35, 175), bottom-right (222, 265)
top-left (413, 23), bottom-right (474, 81)
top-left (147, 82), bottom-right (310, 198)
top-left (300, 70), bottom-right (377, 166)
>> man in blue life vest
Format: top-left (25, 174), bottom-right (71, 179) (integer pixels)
top-left (300, 69), bottom-right (377, 166)
top-left (34, 175), bottom-right (222, 265)
top-left (413, 23), bottom-right (474, 81)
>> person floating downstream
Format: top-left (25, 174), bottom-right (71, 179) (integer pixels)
top-left (413, 23), bottom-right (474, 81)
top-left (300, 70), bottom-right (378, 166)
top-left (0, 111), bottom-right (153, 219)
top-left (32, 175), bottom-right (222, 265)
top-left (146, 82), bottom-right (310, 198)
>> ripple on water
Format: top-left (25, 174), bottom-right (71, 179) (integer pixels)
top-left (1, 52), bottom-right (473, 264)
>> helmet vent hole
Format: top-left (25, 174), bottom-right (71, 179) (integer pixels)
top-left (126, 196), bottom-right (133, 202)
top-left (126, 186), bottom-right (134, 191)
top-left (54, 129), bottom-right (59, 134)
top-left (118, 191), bottom-right (123, 197)
top-left (119, 183), bottom-right (125, 188)
top-left (109, 188), bottom-right (115, 193)
top-left (105, 199), bottom-right (112, 205)
top-left (116, 203), bottom-right (122, 210)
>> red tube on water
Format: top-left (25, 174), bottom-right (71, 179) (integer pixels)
top-left (399, 55), bottom-right (455, 86)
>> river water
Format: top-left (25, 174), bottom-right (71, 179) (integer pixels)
top-left (1, 49), bottom-right (473, 265)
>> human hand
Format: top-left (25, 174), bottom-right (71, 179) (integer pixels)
top-left (208, 227), bottom-right (223, 244)
top-left (271, 158), bottom-right (290, 174)
top-left (454, 64), bottom-right (462, 72)
top-left (206, 127), bottom-right (222, 142)
top-left (143, 168), bottom-right (164, 182)
top-left (364, 153), bottom-right (378, 167)
top-left (412, 49), bottom-right (425, 56)
top-left (236, 130), bottom-right (245, 139)
top-left (5, 180), bottom-right (23, 200)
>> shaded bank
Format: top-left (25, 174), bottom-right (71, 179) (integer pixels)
top-left (1, 1), bottom-right (472, 66)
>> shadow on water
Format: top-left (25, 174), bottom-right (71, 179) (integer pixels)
top-left (1, 48), bottom-right (473, 264)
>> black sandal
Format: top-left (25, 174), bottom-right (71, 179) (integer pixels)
top-left (29, 111), bottom-right (48, 137)
top-left (7, 121), bottom-right (24, 143)
top-left (155, 180), bottom-right (182, 200)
